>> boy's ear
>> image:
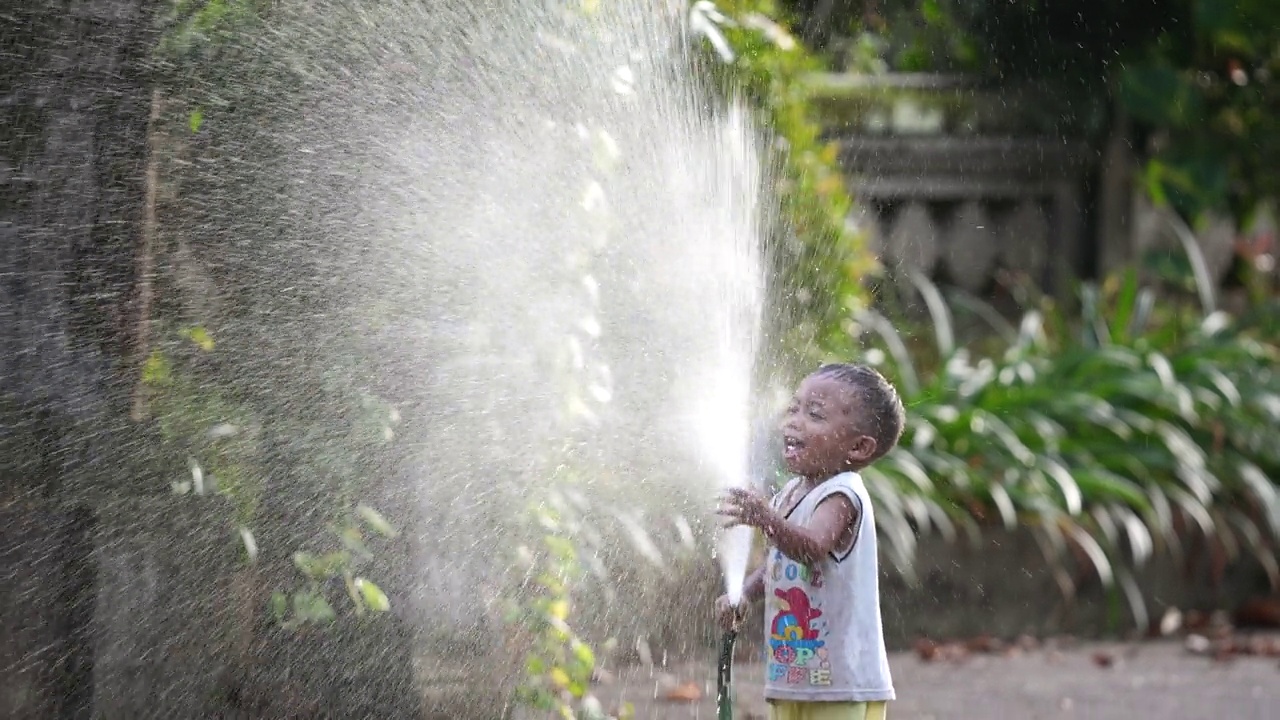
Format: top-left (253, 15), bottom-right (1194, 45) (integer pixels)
top-left (847, 435), bottom-right (877, 465)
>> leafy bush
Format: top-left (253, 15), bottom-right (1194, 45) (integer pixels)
top-left (851, 268), bottom-right (1280, 629)
top-left (700, 0), bottom-right (876, 353)
top-left (505, 501), bottom-right (631, 720)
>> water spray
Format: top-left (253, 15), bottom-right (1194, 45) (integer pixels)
top-left (711, 418), bottom-right (772, 720)
top-left (244, 2), bottom-right (772, 714)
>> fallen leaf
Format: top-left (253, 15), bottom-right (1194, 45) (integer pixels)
top-left (1185, 610), bottom-right (1210, 631)
top-left (1015, 634), bottom-right (1040, 651)
top-left (1159, 607), bottom-right (1183, 636)
top-left (914, 638), bottom-right (940, 662)
top-left (1235, 597), bottom-right (1280, 628)
top-left (966, 634), bottom-right (1004, 654)
top-left (1185, 634), bottom-right (1211, 655)
top-left (939, 643), bottom-right (970, 663)
top-left (1210, 610), bottom-right (1234, 634)
top-left (662, 681), bottom-right (702, 703)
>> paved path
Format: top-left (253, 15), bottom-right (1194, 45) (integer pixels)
top-left (593, 638), bottom-right (1280, 719)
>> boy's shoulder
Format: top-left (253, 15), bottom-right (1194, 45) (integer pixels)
top-left (771, 472), bottom-right (867, 511)
top-left (817, 470), bottom-right (865, 493)
top-left (812, 473), bottom-right (872, 521)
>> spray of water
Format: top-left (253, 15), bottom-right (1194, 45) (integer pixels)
top-left (692, 361), bottom-right (761, 606)
top-left (677, 107), bottom-right (767, 606)
top-left (223, 0), bottom-right (772, 633)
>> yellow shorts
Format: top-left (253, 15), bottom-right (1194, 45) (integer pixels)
top-left (767, 700), bottom-right (888, 720)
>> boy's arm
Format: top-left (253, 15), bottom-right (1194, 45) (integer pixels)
top-left (760, 494), bottom-right (857, 567)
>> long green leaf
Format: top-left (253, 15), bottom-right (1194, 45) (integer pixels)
top-left (1163, 211), bottom-right (1217, 314)
top-left (854, 309), bottom-right (920, 396)
top-left (946, 288), bottom-right (1019, 343)
top-left (1065, 520), bottom-right (1115, 587)
top-left (908, 270), bottom-right (955, 356)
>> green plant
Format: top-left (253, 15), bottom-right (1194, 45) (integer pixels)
top-left (143, 327), bottom-right (264, 524)
top-left (268, 503), bottom-right (399, 628)
top-left (156, 0), bottom-right (267, 58)
top-left (698, 1), bottom-right (876, 356)
top-left (143, 317), bottom-right (407, 628)
top-left (852, 266), bottom-right (1280, 629)
top-left (505, 501), bottom-right (629, 720)
top-left (1118, 0), bottom-right (1280, 221)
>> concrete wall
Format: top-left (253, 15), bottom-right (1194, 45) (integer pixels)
top-left (90, 497), bottom-right (239, 719)
top-left (709, 527), bottom-right (1267, 661)
top-left (581, 524), bottom-right (1269, 671)
top-left (879, 528), bottom-right (1265, 646)
top-left (1, 496), bottom-right (425, 719)
top-left (0, 503), bottom-right (95, 718)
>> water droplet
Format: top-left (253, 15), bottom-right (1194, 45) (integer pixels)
top-left (610, 65), bottom-right (636, 95)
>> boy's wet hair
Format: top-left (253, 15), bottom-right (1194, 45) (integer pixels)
top-left (813, 362), bottom-right (905, 460)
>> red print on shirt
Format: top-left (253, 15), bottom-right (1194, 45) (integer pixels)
top-left (772, 587), bottom-right (822, 641)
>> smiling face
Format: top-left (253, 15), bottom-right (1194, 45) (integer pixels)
top-left (780, 373), bottom-right (877, 479)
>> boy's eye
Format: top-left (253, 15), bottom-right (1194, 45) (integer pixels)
top-left (808, 410), bottom-right (824, 420)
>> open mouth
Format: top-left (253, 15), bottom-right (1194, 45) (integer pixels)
top-left (783, 435), bottom-right (804, 461)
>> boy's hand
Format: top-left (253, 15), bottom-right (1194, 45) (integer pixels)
top-left (714, 594), bottom-right (744, 633)
top-left (717, 487), bottom-right (775, 531)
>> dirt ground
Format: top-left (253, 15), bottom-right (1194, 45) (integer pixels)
top-left (592, 637), bottom-right (1280, 720)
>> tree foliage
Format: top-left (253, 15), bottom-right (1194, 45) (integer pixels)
top-left (1117, 0), bottom-right (1280, 221)
top-left (701, 0), bottom-right (877, 357)
top-left (801, 0), bottom-right (1280, 223)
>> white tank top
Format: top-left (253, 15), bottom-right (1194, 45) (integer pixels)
top-left (763, 472), bottom-right (895, 702)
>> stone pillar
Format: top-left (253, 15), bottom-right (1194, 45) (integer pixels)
top-left (889, 201), bottom-right (940, 277)
top-left (947, 201), bottom-right (997, 292)
top-left (999, 200), bottom-right (1050, 284)
top-left (1198, 212), bottom-right (1239, 286)
top-left (1051, 182), bottom-right (1084, 294)
top-left (1096, 116), bottom-right (1136, 276)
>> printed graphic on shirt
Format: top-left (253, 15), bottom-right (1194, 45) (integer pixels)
top-left (767, 551), bottom-right (832, 687)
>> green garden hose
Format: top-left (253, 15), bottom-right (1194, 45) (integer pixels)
top-left (717, 606), bottom-right (745, 720)
top-left (717, 627), bottom-right (737, 720)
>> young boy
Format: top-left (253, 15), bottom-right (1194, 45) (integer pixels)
top-left (716, 363), bottom-right (904, 720)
